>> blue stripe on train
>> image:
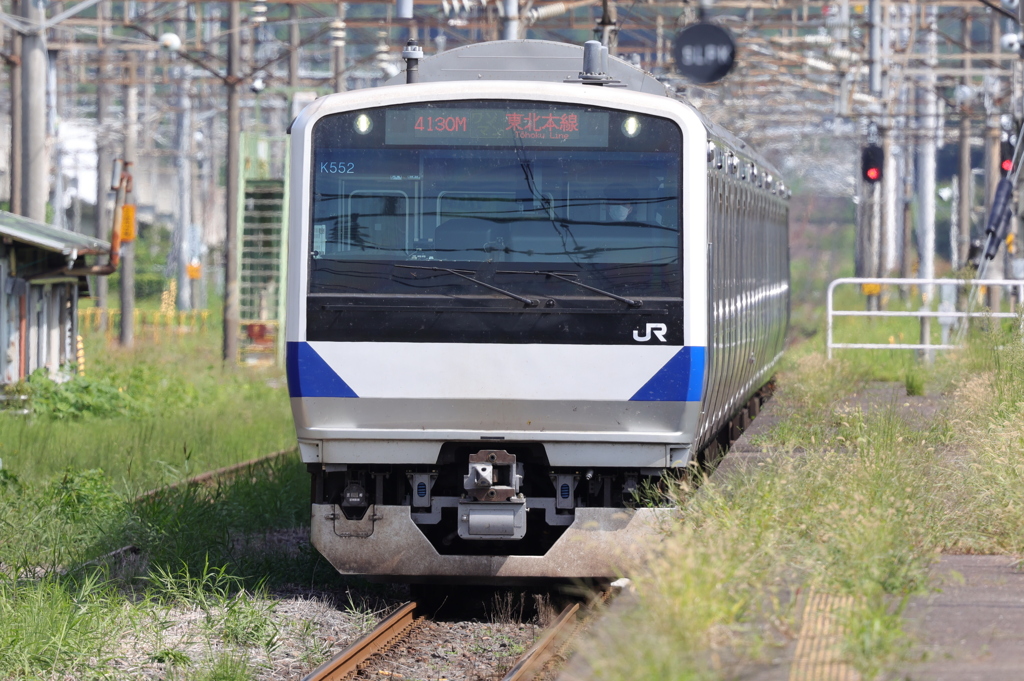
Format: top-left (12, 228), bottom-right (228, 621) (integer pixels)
top-left (286, 341), bottom-right (358, 398)
top-left (629, 346), bottom-right (706, 402)
top-left (286, 341), bottom-right (705, 402)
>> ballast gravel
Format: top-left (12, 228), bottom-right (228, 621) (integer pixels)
top-left (350, 619), bottom-right (539, 681)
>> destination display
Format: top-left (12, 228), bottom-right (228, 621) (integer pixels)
top-left (385, 107), bottom-right (610, 147)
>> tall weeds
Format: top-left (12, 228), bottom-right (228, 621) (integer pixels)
top-left (585, 345), bottom-right (1023, 680)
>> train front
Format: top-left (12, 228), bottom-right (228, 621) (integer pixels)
top-left (286, 72), bottom-right (709, 579)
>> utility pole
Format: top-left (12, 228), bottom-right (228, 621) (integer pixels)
top-left (20, 0), bottom-right (47, 222)
top-left (917, 5), bottom-right (938, 306)
top-left (95, 1), bottom-right (112, 326)
top-left (175, 67), bottom-right (192, 310)
top-left (502, 0), bottom-right (519, 40)
top-left (598, 0), bottom-right (616, 54)
top-left (333, 2), bottom-right (346, 92)
top-left (985, 113), bottom-right (1003, 310)
top-left (173, 0), bottom-right (191, 311)
top-left (120, 49), bottom-right (137, 348)
top-left (9, 0), bottom-right (21, 216)
top-left (868, 0), bottom-right (881, 96)
top-left (224, 0), bottom-right (241, 364)
top-left (959, 114), bottom-right (972, 268)
top-left (882, 125), bottom-right (897, 273)
top-left (289, 3), bottom-right (300, 88)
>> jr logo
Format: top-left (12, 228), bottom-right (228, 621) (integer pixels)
top-left (633, 323), bottom-right (668, 343)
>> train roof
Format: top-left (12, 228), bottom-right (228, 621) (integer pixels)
top-left (382, 40), bottom-right (781, 181)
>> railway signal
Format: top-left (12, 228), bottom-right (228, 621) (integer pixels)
top-left (861, 144), bottom-right (884, 184)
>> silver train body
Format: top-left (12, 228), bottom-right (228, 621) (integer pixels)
top-left (286, 40), bottom-right (789, 580)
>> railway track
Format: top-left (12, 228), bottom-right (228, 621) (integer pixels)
top-left (133, 445), bottom-right (297, 502)
top-left (302, 602), bottom-right (421, 681)
top-left (301, 590), bottom-right (613, 681)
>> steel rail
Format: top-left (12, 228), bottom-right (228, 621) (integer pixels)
top-left (302, 602), bottom-right (419, 681)
top-left (133, 446), bottom-right (297, 502)
top-left (502, 602), bottom-right (581, 681)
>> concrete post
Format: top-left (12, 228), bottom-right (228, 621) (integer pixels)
top-left (9, 0), bottom-right (21, 216)
top-left (289, 4), bottom-right (300, 88)
top-left (959, 114), bottom-right (972, 269)
top-left (868, 0), bottom-right (881, 96)
top-left (175, 72), bottom-right (192, 311)
top-left (21, 0), bottom-right (48, 222)
top-left (917, 5), bottom-right (937, 305)
top-left (223, 0), bottom-right (241, 364)
top-left (95, 2), bottom-right (112, 326)
top-left (334, 2), bottom-right (346, 92)
top-left (882, 125), bottom-right (897, 273)
top-left (120, 50), bottom-right (137, 348)
top-left (986, 114), bottom-right (1003, 311)
top-left (502, 0), bottom-right (519, 40)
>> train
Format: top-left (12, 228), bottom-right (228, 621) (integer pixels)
top-left (285, 39), bottom-right (789, 580)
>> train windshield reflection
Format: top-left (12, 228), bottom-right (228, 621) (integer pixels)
top-left (308, 102), bottom-right (682, 298)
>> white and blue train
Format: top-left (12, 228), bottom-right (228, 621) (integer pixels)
top-left (286, 40), bottom-right (789, 580)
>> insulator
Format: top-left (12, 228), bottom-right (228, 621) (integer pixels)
top-left (330, 20), bottom-right (347, 47)
top-left (250, 1), bottom-right (267, 24)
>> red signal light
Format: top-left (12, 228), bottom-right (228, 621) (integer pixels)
top-left (1002, 158), bottom-right (1013, 173)
top-left (861, 144), bottom-right (884, 183)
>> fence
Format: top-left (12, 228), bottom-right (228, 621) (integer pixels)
top-left (78, 308), bottom-right (212, 341)
top-left (826, 277), bottom-right (1024, 359)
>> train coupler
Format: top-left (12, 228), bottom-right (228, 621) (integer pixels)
top-left (458, 450), bottom-right (527, 540)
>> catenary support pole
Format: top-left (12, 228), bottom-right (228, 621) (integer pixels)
top-left (917, 4), bottom-right (937, 306)
top-left (959, 114), bottom-right (972, 269)
top-left (985, 113), bottom-right (1003, 310)
top-left (598, 0), bottom-right (617, 54)
top-left (868, 0), bottom-right (881, 96)
top-left (9, 0), bottom-right (21, 216)
top-left (20, 0), bottom-right (47, 222)
top-left (502, 0), bottom-right (519, 40)
top-left (224, 0), bottom-right (241, 364)
top-left (175, 69), bottom-right (192, 310)
top-left (882, 124), bottom-right (897, 273)
top-left (289, 3), bottom-right (300, 88)
top-left (174, 0), bottom-right (191, 311)
top-left (95, 1), bottom-right (112, 327)
top-left (334, 2), bottom-right (346, 92)
top-left (120, 49), bottom-right (137, 348)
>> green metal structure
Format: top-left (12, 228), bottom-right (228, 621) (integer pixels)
top-left (237, 132), bottom-right (289, 366)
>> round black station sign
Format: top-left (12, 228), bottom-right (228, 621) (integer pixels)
top-left (672, 23), bottom-right (737, 84)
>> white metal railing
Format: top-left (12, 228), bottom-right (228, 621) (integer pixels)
top-left (826, 277), bottom-right (1024, 359)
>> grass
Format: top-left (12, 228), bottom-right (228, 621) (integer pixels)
top-left (583, 326), bottom-right (1024, 681)
top-left (0, 325), bottom-right (294, 492)
top-left (0, 318), bottom-right (376, 680)
top-left (0, 451), bottom-right (365, 680)
top-left (578, 209), bottom-right (1024, 680)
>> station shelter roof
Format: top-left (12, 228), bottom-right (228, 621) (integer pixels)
top-left (0, 211), bottom-right (109, 256)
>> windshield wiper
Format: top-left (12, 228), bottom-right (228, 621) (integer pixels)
top-left (394, 265), bottom-right (538, 307)
top-left (498, 271), bottom-right (642, 308)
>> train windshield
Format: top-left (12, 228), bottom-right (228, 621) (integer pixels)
top-left (308, 101), bottom-right (682, 299)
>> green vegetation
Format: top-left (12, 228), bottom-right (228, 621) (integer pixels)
top-left (0, 314), bottom-right (334, 679)
top-left (585, 324), bottom-right (1024, 680)
top-left (1, 326), bottom-right (294, 492)
top-left (0, 453), bottom-right (358, 680)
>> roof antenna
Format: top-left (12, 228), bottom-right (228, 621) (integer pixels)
top-left (403, 39), bottom-right (423, 84)
top-left (567, 39), bottom-right (625, 87)
top-left (581, 40), bottom-right (603, 78)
